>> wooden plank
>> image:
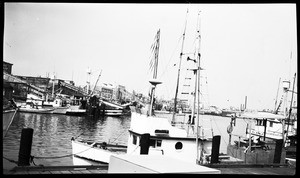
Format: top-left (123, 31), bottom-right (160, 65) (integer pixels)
top-left (60, 170), bottom-right (72, 174)
top-left (70, 170), bottom-right (84, 174)
top-left (28, 171), bottom-right (41, 174)
top-left (218, 167), bottom-right (295, 175)
top-left (79, 170), bottom-right (92, 174)
top-left (39, 170), bottom-right (51, 174)
top-left (49, 170), bottom-right (63, 174)
top-left (12, 171), bottom-right (28, 175)
top-left (88, 169), bottom-right (103, 174)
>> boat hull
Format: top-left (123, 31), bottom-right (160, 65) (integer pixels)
top-left (52, 106), bottom-right (69, 114)
top-left (71, 140), bottom-right (127, 164)
top-left (66, 105), bottom-right (86, 116)
top-left (105, 109), bottom-right (123, 116)
top-left (3, 109), bottom-right (17, 137)
top-left (66, 110), bottom-right (86, 116)
top-left (18, 107), bottom-right (54, 114)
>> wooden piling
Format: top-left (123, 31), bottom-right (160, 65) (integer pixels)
top-left (18, 128), bottom-right (34, 166)
top-left (273, 139), bottom-right (283, 164)
top-left (211, 135), bottom-right (221, 164)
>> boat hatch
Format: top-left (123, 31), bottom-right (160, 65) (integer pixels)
top-left (154, 129), bottom-right (169, 136)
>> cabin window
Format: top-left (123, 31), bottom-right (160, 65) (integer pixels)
top-left (269, 121), bottom-right (273, 127)
top-left (175, 142), bottom-right (183, 150)
top-left (149, 139), bottom-right (156, 148)
top-left (157, 140), bottom-right (162, 147)
top-left (256, 119), bottom-right (263, 126)
top-left (132, 135), bottom-right (137, 145)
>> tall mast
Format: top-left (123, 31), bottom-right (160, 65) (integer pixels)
top-left (149, 29), bottom-right (161, 116)
top-left (195, 11), bottom-right (202, 164)
top-left (285, 73), bottom-right (296, 144)
top-left (274, 77), bottom-right (281, 112)
top-left (172, 9), bottom-right (189, 124)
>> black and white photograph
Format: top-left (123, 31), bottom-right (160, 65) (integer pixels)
top-left (3, 2), bottom-right (297, 175)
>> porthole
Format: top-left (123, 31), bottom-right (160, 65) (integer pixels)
top-left (175, 142), bottom-right (183, 150)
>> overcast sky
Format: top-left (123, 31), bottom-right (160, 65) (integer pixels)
top-left (4, 3), bottom-right (297, 110)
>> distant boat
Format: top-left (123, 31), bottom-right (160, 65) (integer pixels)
top-left (65, 105), bottom-right (86, 116)
top-left (18, 104), bottom-right (55, 114)
top-left (43, 97), bottom-right (70, 114)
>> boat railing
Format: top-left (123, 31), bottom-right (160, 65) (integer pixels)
top-left (229, 133), bottom-right (277, 151)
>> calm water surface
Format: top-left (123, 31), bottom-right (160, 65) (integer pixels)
top-left (3, 112), bottom-right (248, 170)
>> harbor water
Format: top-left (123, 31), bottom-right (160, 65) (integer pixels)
top-left (3, 112), bottom-right (248, 171)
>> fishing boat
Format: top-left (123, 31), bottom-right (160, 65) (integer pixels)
top-left (65, 105), bottom-right (86, 116)
top-left (226, 74), bottom-right (297, 165)
top-left (127, 10), bottom-right (217, 165)
top-left (18, 104), bottom-right (55, 114)
top-left (42, 94), bottom-right (71, 114)
top-left (100, 100), bottom-right (128, 117)
top-left (16, 93), bottom-right (54, 114)
top-left (72, 11), bottom-right (216, 165)
top-left (226, 112), bottom-right (293, 164)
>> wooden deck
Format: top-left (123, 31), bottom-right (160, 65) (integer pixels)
top-left (4, 165), bottom-right (109, 175)
top-left (217, 167), bottom-right (295, 175)
top-left (207, 163), bottom-right (296, 175)
top-left (4, 163), bottom-right (295, 175)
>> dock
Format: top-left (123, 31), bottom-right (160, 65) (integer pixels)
top-left (4, 160), bottom-right (296, 175)
top-left (4, 165), bottom-right (109, 175)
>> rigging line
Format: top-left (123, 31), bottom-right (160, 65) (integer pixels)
top-left (3, 156), bottom-right (18, 165)
top-left (158, 34), bottom-right (183, 79)
top-left (109, 129), bottom-right (128, 144)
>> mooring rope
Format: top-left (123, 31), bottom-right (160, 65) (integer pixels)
top-left (33, 142), bottom-right (96, 160)
top-left (3, 142), bottom-right (99, 167)
top-left (3, 156), bottom-right (18, 165)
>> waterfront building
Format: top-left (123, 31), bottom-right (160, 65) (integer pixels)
top-left (3, 61), bottom-right (13, 74)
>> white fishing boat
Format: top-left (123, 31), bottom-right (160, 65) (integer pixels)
top-left (128, 11), bottom-right (215, 165)
top-left (18, 104), bottom-right (55, 114)
top-left (43, 96), bottom-right (70, 114)
top-left (72, 11), bottom-right (216, 165)
top-left (17, 94), bottom-right (55, 114)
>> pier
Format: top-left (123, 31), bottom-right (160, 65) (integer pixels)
top-left (5, 165), bottom-right (108, 174)
top-left (4, 163), bottom-right (295, 175)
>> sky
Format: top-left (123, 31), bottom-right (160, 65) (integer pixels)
top-left (4, 3), bottom-right (297, 110)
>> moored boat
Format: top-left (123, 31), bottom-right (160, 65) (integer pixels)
top-left (65, 105), bottom-right (86, 116)
top-left (71, 138), bottom-right (127, 164)
top-left (18, 104), bottom-right (55, 114)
